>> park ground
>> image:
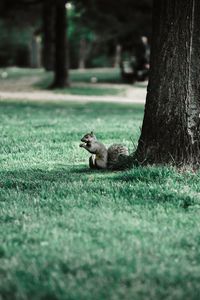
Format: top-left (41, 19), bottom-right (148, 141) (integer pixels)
top-left (0, 67), bottom-right (146, 104)
top-left (0, 68), bottom-right (200, 300)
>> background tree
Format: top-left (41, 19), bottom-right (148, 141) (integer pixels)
top-left (51, 0), bottom-right (69, 87)
top-left (135, 0), bottom-right (200, 166)
top-left (42, 0), bottom-right (55, 71)
top-left (0, 0), bottom-right (69, 88)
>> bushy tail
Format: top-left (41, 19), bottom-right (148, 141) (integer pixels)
top-left (107, 144), bottom-right (129, 170)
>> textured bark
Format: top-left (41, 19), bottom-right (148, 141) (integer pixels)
top-left (51, 0), bottom-right (69, 88)
top-left (135, 0), bottom-right (200, 166)
top-left (42, 0), bottom-right (55, 71)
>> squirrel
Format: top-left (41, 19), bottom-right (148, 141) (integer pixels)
top-left (79, 132), bottom-right (129, 170)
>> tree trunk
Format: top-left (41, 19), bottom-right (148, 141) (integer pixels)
top-left (30, 33), bottom-right (42, 68)
top-left (51, 0), bottom-right (69, 88)
top-left (78, 38), bottom-right (87, 69)
top-left (135, 0), bottom-right (200, 167)
top-left (42, 0), bottom-right (55, 71)
top-left (113, 44), bottom-right (121, 68)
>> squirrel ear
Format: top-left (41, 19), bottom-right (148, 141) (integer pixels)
top-left (91, 131), bottom-right (94, 135)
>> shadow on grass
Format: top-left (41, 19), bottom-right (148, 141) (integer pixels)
top-left (0, 165), bottom-right (108, 192)
top-left (0, 165), bottom-right (198, 210)
top-left (114, 166), bottom-right (175, 184)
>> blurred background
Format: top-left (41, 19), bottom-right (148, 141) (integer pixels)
top-left (0, 0), bottom-right (153, 92)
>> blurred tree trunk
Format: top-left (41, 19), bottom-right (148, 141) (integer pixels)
top-left (78, 38), bottom-right (87, 69)
top-left (135, 0), bottom-right (200, 167)
top-left (113, 44), bottom-right (121, 68)
top-left (30, 32), bottom-right (42, 68)
top-left (51, 0), bottom-right (69, 88)
top-left (42, 0), bottom-right (55, 71)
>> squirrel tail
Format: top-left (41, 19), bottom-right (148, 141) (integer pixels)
top-left (107, 144), bottom-right (129, 170)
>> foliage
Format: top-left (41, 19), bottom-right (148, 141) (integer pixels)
top-left (68, 4), bottom-right (114, 68)
top-left (0, 0), bottom-right (153, 69)
top-left (68, 4), bottom-right (95, 68)
top-left (74, 0), bottom-right (153, 49)
top-left (69, 0), bottom-right (153, 67)
top-left (0, 0), bottom-right (42, 67)
top-left (0, 100), bottom-right (200, 300)
top-left (0, 20), bottom-right (31, 66)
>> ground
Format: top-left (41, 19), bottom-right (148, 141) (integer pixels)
top-left (0, 67), bottom-right (146, 104)
top-left (0, 69), bottom-right (200, 300)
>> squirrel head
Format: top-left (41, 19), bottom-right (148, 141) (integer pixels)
top-left (81, 131), bottom-right (97, 144)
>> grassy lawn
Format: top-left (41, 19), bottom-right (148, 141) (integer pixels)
top-left (0, 67), bottom-right (126, 96)
top-left (0, 67), bottom-right (146, 97)
top-left (37, 80), bottom-right (124, 96)
top-left (0, 100), bottom-right (200, 300)
top-left (34, 69), bottom-right (125, 96)
top-left (0, 67), bottom-right (121, 83)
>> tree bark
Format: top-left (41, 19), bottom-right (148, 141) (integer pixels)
top-left (51, 0), bottom-right (69, 88)
top-left (135, 0), bottom-right (200, 167)
top-left (42, 0), bottom-right (55, 71)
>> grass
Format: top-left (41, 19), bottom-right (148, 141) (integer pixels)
top-left (34, 68), bottom-right (125, 96)
top-left (0, 67), bottom-right (44, 79)
top-left (35, 75), bottom-right (124, 96)
top-left (0, 67), bottom-right (147, 96)
top-left (0, 67), bottom-right (121, 83)
top-left (0, 67), bottom-right (125, 96)
top-left (0, 100), bottom-right (200, 300)
top-left (70, 68), bottom-right (121, 83)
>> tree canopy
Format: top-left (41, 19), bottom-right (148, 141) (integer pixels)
top-left (74, 0), bottom-right (153, 50)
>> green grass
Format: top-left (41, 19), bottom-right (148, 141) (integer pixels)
top-left (0, 67), bottom-right (125, 96)
top-left (70, 68), bottom-right (121, 83)
top-left (0, 67), bottom-right (44, 79)
top-left (0, 100), bottom-right (200, 300)
top-left (0, 67), bottom-right (121, 83)
top-left (35, 75), bottom-right (124, 96)
top-left (34, 68), bottom-right (124, 96)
